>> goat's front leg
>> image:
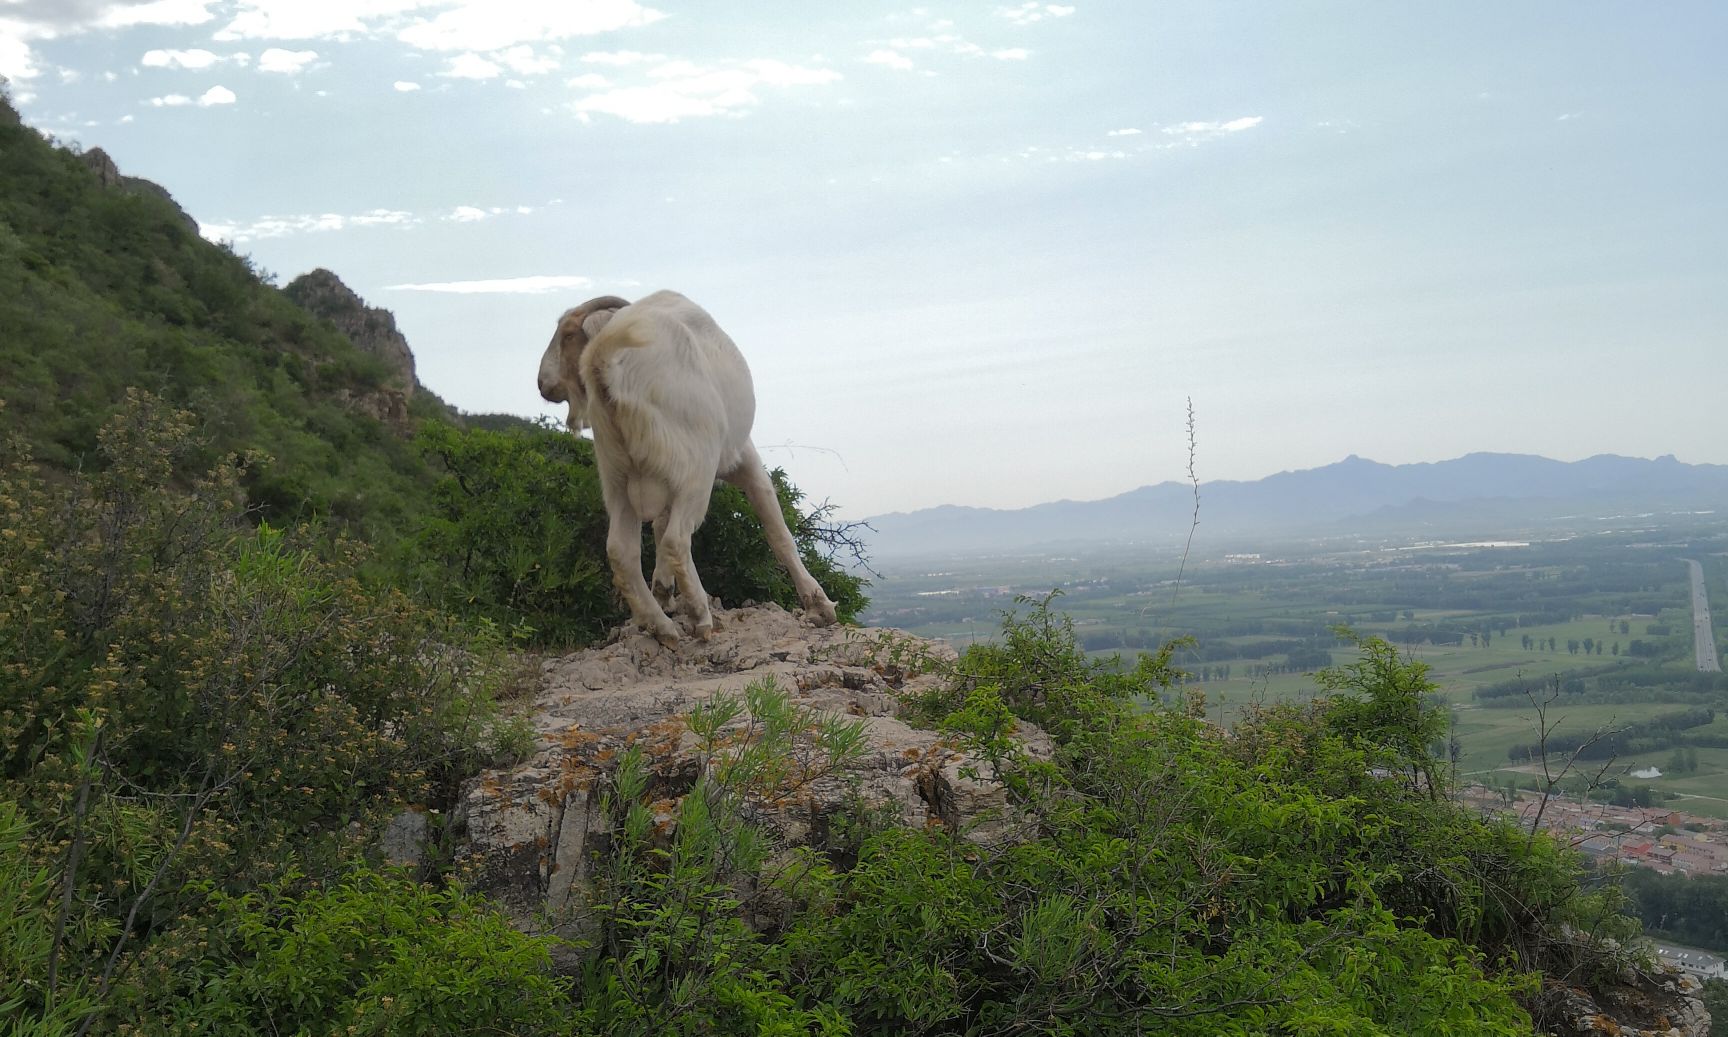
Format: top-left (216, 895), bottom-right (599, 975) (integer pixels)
top-left (604, 492), bottom-right (680, 646)
top-left (725, 445), bottom-right (839, 626)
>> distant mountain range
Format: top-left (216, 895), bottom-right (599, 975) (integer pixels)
top-left (863, 453), bottom-right (1728, 557)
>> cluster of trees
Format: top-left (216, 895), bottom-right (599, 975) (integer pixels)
top-left (1620, 869), bottom-right (1728, 952)
top-left (1475, 661), bottom-right (1722, 710)
top-left (1506, 707), bottom-right (1716, 763)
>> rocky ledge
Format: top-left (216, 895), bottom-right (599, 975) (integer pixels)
top-left (453, 604), bottom-right (1047, 943)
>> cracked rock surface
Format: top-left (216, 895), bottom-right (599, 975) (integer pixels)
top-left (454, 604), bottom-right (1047, 941)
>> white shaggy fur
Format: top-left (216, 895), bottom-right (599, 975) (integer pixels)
top-left (537, 290), bottom-right (839, 644)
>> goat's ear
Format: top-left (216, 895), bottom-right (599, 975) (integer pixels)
top-left (582, 310), bottom-right (616, 339)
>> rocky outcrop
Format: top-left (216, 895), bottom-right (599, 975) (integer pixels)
top-left (1540, 967), bottom-right (1711, 1037)
top-left (78, 147), bottom-right (200, 235)
top-left (454, 605), bottom-right (1047, 943)
top-left (284, 269), bottom-right (418, 396)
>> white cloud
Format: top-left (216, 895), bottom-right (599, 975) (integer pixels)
top-left (350, 208), bottom-right (416, 225)
top-left (118, 113), bottom-right (135, 123)
top-left (4, 0), bottom-right (220, 81)
top-left (215, 0), bottom-right (428, 41)
top-left (1016, 143), bottom-right (1127, 163)
top-left (865, 49), bottom-right (914, 71)
top-left (996, 3), bottom-right (1076, 25)
top-left (142, 47), bottom-right (222, 69)
top-left (398, 0), bottom-right (665, 52)
top-left (1557, 111), bottom-right (1582, 121)
top-left (100, 0), bottom-right (220, 30)
top-left (569, 57), bottom-right (840, 124)
top-left (890, 33), bottom-right (983, 57)
top-left (386, 274), bottom-right (597, 294)
top-left (197, 84), bottom-right (236, 105)
top-left (580, 49), bottom-right (666, 66)
top-left (201, 206), bottom-right (418, 242)
top-left (1161, 115), bottom-right (1263, 142)
top-left (442, 53), bottom-right (501, 79)
top-left (1106, 127), bottom-right (1141, 136)
top-left (202, 201), bottom-right (541, 243)
top-left (991, 47), bottom-right (1029, 60)
top-left (393, 80), bottom-right (421, 91)
top-left (496, 45), bottom-right (559, 76)
top-left (257, 47), bottom-right (319, 73)
top-left (1, 32), bottom-right (43, 81)
top-left (565, 72), bottom-right (609, 88)
top-left (147, 93), bottom-right (194, 106)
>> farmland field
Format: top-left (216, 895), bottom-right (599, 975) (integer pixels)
top-left (863, 511), bottom-right (1728, 816)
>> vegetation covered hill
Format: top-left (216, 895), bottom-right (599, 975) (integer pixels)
top-left (0, 102), bottom-right (445, 543)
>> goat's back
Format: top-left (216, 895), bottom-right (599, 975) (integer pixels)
top-left (579, 290), bottom-right (758, 479)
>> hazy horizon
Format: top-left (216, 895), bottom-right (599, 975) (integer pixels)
top-left (5, 1), bottom-right (1724, 517)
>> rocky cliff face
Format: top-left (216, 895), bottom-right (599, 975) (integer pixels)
top-left (78, 147), bottom-right (200, 235)
top-left (283, 268), bottom-right (420, 424)
top-left (454, 605), bottom-right (1047, 944)
top-left (284, 268), bottom-right (418, 394)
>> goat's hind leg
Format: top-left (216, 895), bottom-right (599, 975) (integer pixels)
top-left (725, 445), bottom-right (839, 626)
top-left (650, 514), bottom-right (676, 610)
top-left (604, 492), bottom-right (680, 646)
top-left (657, 490), bottom-right (717, 641)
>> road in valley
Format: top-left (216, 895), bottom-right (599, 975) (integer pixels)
top-left (1685, 559), bottom-right (1720, 673)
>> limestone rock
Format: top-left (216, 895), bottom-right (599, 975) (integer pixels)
top-left (379, 808), bottom-right (430, 871)
top-left (284, 268), bottom-right (419, 399)
top-left (454, 605), bottom-right (1047, 941)
top-left (1540, 967), bottom-right (1711, 1037)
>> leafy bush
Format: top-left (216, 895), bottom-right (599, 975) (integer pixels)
top-left (125, 869), bottom-right (575, 1037)
top-left (1, 801), bottom-right (97, 1037)
top-left (411, 420), bottom-right (867, 646)
top-left (577, 681), bottom-right (863, 1036)
top-left (772, 606), bottom-right (1582, 1034)
top-left (0, 394), bottom-right (527, 1032)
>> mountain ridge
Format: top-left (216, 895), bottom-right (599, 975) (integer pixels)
top-left (865, 451), bottom-right (1728, 555)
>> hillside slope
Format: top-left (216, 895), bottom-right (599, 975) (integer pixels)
top-left (0, 97), bottom-right (445, 543)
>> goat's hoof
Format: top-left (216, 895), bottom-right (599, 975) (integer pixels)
top-left (648, 618), bottom-right (681, 647)
top-left (694, 621), bottom-right (715, 642)
top-left (804, 598), bottom-right (839, 627)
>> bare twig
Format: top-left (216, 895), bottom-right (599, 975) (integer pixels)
top-left (1169, 397), bottom-right (1199, 609)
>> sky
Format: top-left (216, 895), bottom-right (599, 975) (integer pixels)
top-left (3, 1), bottom-right (1725, 519)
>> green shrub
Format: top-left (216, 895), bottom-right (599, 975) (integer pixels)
top-left (0, 800), bottom-right (98, 1037)
top-left (0, 394), bottom-right (527, 1031)
top-left (774, 606), bottom-right (1568, 1034)
top-left (126, 869), bottom-right (574, 1037)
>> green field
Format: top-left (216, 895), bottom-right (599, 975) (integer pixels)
top-left (865, 516), bottom-right (1728, 818)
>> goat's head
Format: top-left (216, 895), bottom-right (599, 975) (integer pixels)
top-left (537, 295), bottom-right (630, 429)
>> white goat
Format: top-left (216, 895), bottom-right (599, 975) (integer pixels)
top-left (536, 290), bottom-right (839, 644)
